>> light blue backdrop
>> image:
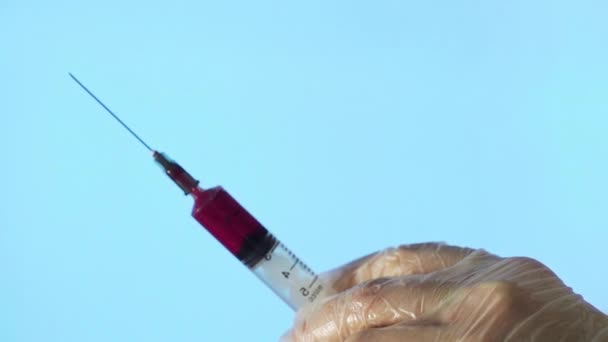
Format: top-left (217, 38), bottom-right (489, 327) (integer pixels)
top-left (1, 1), bottom-right (606, 341)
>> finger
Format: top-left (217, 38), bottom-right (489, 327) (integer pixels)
top-left (433, 281), bottom-right (534, 340)
top-left (344, 281), bottom-right (530, 342)
top-left (345, 324), bottom-right (446, 342)
top-left (326, 243), bottom-right (478, 292)
top-left (289, 276), bottom-right (458, 342)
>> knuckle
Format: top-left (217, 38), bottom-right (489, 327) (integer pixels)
top-left (379, 245), bottom-right (416, 262)
top-left (501, 257), bottom-right (565, 291)
top-left (349, 278), bottom-right (390, 303)
top-left (473, 280), bottom-right (520, 315)
top-left (487, 280), bottom-right (519, 302)
top-left (380, 246), bottom-right (405, 260)
top-left (396, 242), bottom-right (444, 254)
top-left (506, 256), bottom-right (546, 270)
top-left (449, 281), bottom-right (523, 337)
top-left (358, 247), bottom-right (417, 279)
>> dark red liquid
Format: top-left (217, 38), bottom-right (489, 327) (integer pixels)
top-left (190, 187), bottom-right (276, 267)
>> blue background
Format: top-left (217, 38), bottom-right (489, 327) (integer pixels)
top-left (1, 1), bottom-right (607, 341)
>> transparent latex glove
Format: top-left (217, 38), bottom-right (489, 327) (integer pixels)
top-left (282, 243), bottom-right (608, 342)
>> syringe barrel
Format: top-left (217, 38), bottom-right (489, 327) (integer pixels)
top-left (190, 186), bottom-right (333, 310)
top-left (191, 187), bottom-right (276, 267)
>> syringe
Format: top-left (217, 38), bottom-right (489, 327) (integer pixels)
top-left (69, 73), bottom-right (333, 310)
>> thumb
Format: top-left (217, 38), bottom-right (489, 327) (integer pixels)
top-left (326, 243), bottom-right (478, 293)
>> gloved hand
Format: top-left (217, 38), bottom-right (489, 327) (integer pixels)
top-left (282, 243), bottom-right (608, 341)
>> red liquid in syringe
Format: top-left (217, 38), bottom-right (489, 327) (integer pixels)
top-left (191, 187), bottom-right (277, 267)
top-left (153, 151), bottom-right (332, 309)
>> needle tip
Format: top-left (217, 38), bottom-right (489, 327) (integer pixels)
top-left (69, 73), bottom-right (154, 152)
top-left (68, 73), bottom-right (79, 84)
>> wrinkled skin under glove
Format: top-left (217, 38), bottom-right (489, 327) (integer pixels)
top-left (282, 243), bottom-right (608, 342)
